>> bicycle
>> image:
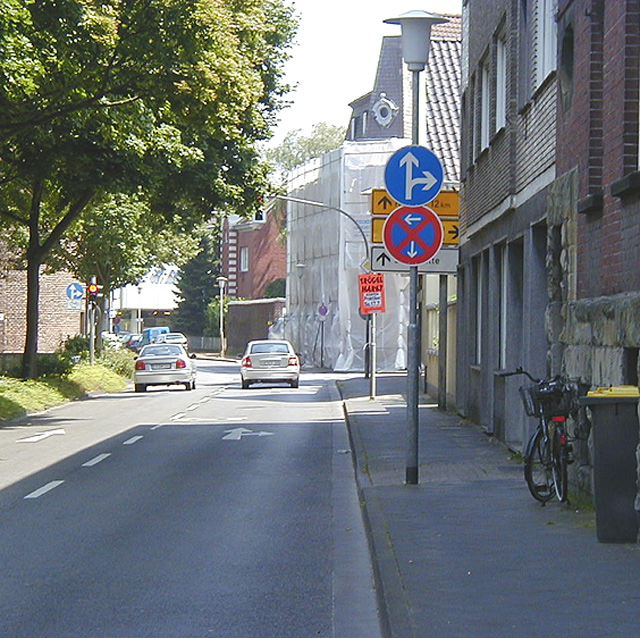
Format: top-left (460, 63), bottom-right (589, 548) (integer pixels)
top-left (499, 367), bottom-right (584, 504)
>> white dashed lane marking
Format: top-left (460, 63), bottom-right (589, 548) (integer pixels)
top-left (82, 453), bottom-right (111, 467)
top-left (123, 436), bottom-right (144, 446)
top-left (24, 481), bottom-right (65, 500)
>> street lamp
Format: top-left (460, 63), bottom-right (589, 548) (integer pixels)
top-left (217, 276), bottom-right (228, 357)
top-left (384, 9), bottom-right (447, 486)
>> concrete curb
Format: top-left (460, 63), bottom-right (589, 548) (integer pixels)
top-left (336, 381), bottom-right (416, 638)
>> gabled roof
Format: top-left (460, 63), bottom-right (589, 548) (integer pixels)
top-left (426, 15), bottom-right (462, 184)
top-left (347, 15), bottom-right (461, 184)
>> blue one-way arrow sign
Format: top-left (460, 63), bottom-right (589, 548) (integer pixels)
top-left (384, 145), bottom-right (444, 206)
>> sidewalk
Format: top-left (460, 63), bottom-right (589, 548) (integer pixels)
top-left (338, 374), bottom-right (640, 638)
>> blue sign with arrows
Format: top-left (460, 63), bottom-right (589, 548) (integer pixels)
top-left (66, 283), bottom-right (84, 301)
top-left (384, 145), bottom-right (444, 206)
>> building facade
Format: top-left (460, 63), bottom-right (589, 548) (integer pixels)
top-left (222, 208), bottom-right (286, 301)
top-left (458, 0), bottom-right (560, 450)
top-left (459, 0), bottom-right (640, 494)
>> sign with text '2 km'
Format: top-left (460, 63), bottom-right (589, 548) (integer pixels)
top-left (358, 273), bottom-right (386, 315)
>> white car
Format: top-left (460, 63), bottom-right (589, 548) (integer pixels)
top-left (240, 340), bottom-right (300, 389)
top-left (134, 344), bottom-right (197, 392)
top-left (155, 332), bottom-right (189, 346)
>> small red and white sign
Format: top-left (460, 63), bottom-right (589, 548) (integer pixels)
top-left (359, 273), bottom-right (386, 315)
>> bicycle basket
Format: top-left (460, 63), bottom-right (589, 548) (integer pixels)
top-left (520, 382), bottom-right (572, 417)
top-left (519, 385), bottom-right (539, 417)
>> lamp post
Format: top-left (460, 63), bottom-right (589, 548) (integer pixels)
top-left (217, 276), bottom-right (227, 357)
top-left (384, 9), bottom-right (446, 486)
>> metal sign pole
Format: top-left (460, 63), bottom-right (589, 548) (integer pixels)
top-left (89, 275), bottom-right (96, 365)
top-left (370, 311), bottom-right (377, 400)
top-left (406, 68), bottom-right (421, 484)
top-left (383, 9), bottom-right (448, 486)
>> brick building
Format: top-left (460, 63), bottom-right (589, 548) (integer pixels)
top-left (553, 1), bottom-right (640, 491)
top-left (221, 206), bottom-right (286, 300)
top-left (220, 206), bottom-right (287, 351)
top-left (457, 0), bottom-right (561, 449)
top-left (458, 0), bottom-right (640, 494)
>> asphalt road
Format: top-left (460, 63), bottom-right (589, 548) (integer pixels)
top-left (0, 360), bottom-right (380, 638)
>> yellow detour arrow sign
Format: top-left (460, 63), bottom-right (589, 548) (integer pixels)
top-left (372, 217), bottom-right (385, 243)
top-left (441, 218), bottom-right (459, 245)
top-left (371, 188), bottom-right (399, 215)
top-left (370, 188), bottom-right (460, 245)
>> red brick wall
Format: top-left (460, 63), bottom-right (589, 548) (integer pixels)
top-left (234, 212), bottom-right (286, 299)
top-left (0, 269), bottom-right (83, 354)
top-left (557, 1), bottom-right (640, 297)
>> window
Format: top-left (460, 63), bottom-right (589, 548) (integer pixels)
top-left (498, 244), bottom-right (508, 369)
top-left (537, 0), bottom-right (557, 87)
top-left (496, 36), bottom-right (507, 130)
top-left (240, 246), bottom-right (249, 272)
top-left (480, 61), bottom-right (491, 150)
top-left (470, 77), bottom-right (478, 159)
top-left (474, 256), bottom-right (484, 364)
top-left (559, 24), bottom-right (574, 110)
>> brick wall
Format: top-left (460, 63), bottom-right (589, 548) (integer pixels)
top-left (234, 210), bottom-right (286, 299)
top-left (0, 269), bottom-right (83, 354)
top-left (557, 0), bottom-right (640, 298)
top-left (515, 78), bottom-right (557, 191)
top-left (462, 1), bottom-right (556, 228)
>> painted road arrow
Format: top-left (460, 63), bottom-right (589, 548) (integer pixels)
top-left (222, 427), bottom-right (274, 441)
top-left (17, 428), bottom-right (66, 443)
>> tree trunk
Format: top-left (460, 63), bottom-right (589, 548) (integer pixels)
top-left (21, 257), bottom-right (41, 379)
top-left (17, 180), bottom-right (94, 378)
top-left (21, 179), bottom-right (44, 379)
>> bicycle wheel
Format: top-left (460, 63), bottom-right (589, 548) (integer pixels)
top-left (551, 429), bottom-right (569, 502)
top-left (524, 428), bottom-right (555, 503)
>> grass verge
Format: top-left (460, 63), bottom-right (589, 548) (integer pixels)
top-left (0, 362), bottom-right (129, 423)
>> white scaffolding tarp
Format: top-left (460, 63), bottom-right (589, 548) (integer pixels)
top-left (275, 139), bottom-right (411, 371)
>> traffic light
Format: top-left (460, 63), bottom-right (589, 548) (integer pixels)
top-left (87, 283), bottom-right (102, 303)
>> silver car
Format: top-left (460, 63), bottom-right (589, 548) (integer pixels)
top-left (134, 344), bottom-right (197, 392)
top-left (240, 340), bottom-right (300, 389)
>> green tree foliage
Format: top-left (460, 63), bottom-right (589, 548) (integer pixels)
top-left (171, 227), bottom-right (221, 335)
top-left (264, 278), bottom-right (286, 298)
top-left (52, 192), bottom-right (199, 290)
top-left (0, 0), bottom-right (297, 377)
top-left (266, 122), bottom-right (346, 175)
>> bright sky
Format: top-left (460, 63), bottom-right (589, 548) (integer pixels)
top-left (269, 0), bottom-right (463, 145)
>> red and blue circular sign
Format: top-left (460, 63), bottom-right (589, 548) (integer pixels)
top-left (382, 206), bottom-right (444, 265)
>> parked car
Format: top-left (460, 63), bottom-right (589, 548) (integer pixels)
top-left (140, 326), bottom-right (170, 347)
top-left (134, 344), bottom-right (197, 392)
top-left (155, 332), bottom-right (189, 347)
top-left (125, 333), bottom-right (143, 352)
top-left (100, 332), bottom-right (121, 349)
top-left (240, 339), bottom-right (300, 389)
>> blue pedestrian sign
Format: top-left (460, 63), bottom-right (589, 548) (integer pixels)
top-left (66, 283), bottom-right (84, 301)
top-left (384, 145), bottom-right (444, 207)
